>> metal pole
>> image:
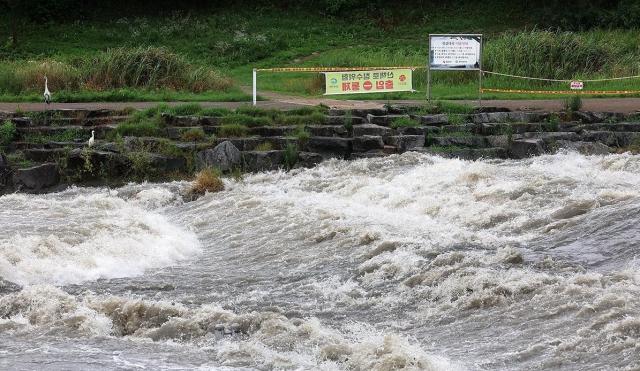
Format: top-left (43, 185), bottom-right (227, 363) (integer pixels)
top-left (478, 36), bottom-right (483, 107)
top-left (252, 68), bottom-right (257, 106)
top-left (427, 35), bottom-right (432, 102)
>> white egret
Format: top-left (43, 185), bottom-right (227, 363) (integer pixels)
top-left (43, 76), bottom-right (52, 106)
top-left (88, 130), bottom-right (95, 148)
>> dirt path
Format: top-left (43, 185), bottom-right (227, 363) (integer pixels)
top-left (1, 92), bottom-right (639, 113)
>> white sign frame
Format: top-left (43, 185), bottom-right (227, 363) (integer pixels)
top-left (427, 34), bottom-right (483, 104)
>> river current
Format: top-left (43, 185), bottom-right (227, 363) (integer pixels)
top-left (1, 151), bottom-right (639, 370)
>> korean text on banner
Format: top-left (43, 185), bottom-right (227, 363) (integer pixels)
top-left (430, 35), bottom-right (481, 70)
top-left (324, 69), bottom-right (413, 95)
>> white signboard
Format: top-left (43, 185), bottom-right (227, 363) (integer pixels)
top-left (429, 35), bottom-right (482, 70)
top-left (570, 81), bottom-right (584, 90)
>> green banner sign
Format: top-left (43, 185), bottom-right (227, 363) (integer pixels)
top-left (324, 69), bottom-right (413, 95)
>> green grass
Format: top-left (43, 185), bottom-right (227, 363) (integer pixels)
top-left (218, 124), bottom-right (249, 137)
top-left (2, 7), bottom-right (640, 102)
top-left (0, 121), bottom-right (17, 147)
top-left (22, 128), bottom-right (85, 143)
top-left (390, 117), bottom-right (420, 129)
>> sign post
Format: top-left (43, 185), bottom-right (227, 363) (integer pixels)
top-left (428, 34), bottom-right (483, 105)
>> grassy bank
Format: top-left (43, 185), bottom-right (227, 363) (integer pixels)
top-left (1, 6), bottom-right (640, 102)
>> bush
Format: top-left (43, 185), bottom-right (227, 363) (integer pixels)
top-left (564, 95), bottom-right (583, 112)
top-left (218, 124), bottom-right (249, 137)
top-left (191, 168), bottom-right (224, 194)
top-left (0, 120), bottom-right (17, 147)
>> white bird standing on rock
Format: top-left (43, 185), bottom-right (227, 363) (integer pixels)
top-left (88, 130), bottom-right (95, 148)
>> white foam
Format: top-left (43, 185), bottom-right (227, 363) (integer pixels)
top-left (0, 189), bottom-right (201, 286)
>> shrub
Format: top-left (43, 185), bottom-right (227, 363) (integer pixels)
top-left (0, 121), bottom-right (17, 147)
top-left (390, 117), bottom-right (420, 129)
top-left (181, 128), bottom-right (206, 142)
top-left (218, 124), bottom-right (249, 137)
top-left (294, 125), bottom-right (311, 143)
top-left (255, 142), bottom-right (274, 151)
top-left (564, 95), bottom-right (583, 112)
top-left (191, 168), bottom-right (224, 194)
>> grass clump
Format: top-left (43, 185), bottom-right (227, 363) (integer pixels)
top-left (170, 103), bottom-right (203, 116)
top-left (200, 107), bottom-right (233, 117)
top-left (116, 121), bottom-right (161, 137)
top-left (283, 143), bottom-right (299, 170)
top-left (191, 168), bottom-right (225, 195)
top-left (294, 126), bottom-right (311, 143)
top-left (274, 112), bottom-right (326, 126)
top-left (181, 128), bottom-right (206, 142)
top-left (255, 142), bottom-right (274, 151)
top-left (564, 95), bottom-right (583, 112)
top-left (221, 114), bottom-right (272, 127)
top-left (218, 124), bottom-right (249, 137)
top-left (390, 117), bottom-right (420, 129)
top-left (412, 101), bottom-right (474, 115)
top-left (0, 121), bottom-right (17, 147)
top-left (86, 47), bottom-right (232, 92)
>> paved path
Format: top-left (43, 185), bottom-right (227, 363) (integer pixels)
top-left (1, 94), bottom-right (639, 113)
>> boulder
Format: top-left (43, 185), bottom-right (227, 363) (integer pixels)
top-left (67, 149), bottom-right (130, 178)
top-left (388, 135), bottom-right (425, 152)
top-left (415, 114), bottom-right (448, 125)
top-left (304, 137), bottom-right (352, 159)
top-left (296, 152), bottom-right (324, 168)
top-left (366, 114), bottom-right (408, 126)
top-left (0, 278), bottom-right (22, 294)
top-left (307, 125), bottom-right (348, 137)
top-left (430, 136), bottom-right (488, 148)
top-left (353, 124), bottom-right (392, 137)
top-left (148, 154), bottom-right (187, 173)
top-left (196, 141), bottom-right (241, 171)
top-left (554, 140), bottom-right (611, 155)
top-left (353, 135), bottom-right (384, 152)
top-left (509, 139), bottom-right (545, 159)
top-left (13, 163), bottom-right (59, 190)
top-left (242, 150), bottom-right (285, 172)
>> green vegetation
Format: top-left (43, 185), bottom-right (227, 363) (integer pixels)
top-left (255, 142), bottom-right (274, 151)
top-left (221, 114), bottom-right (272, 128)
top-left (0, 121), bottom-right (17, 147)
top-left (283, 143), bottom-right (299, 170)
top-left (390, 117), bottom-right (420, 129)
top-left (22, 128), bottom-right (84, 143)
top-left (218, 124), bottom-right (249, 138)
top-left (181, 127), bottom-right (206, 142)
top-left (564, 95), bottom-right (584, 112)
top-left (1, 2), bottom-right (640, 102)
top-left (116, 121), bottom-right (161, 137)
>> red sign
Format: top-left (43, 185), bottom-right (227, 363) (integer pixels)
top-left (363, 80), bottom-right (373, 90)
top-left (399, 74), bottom-right (406, 82)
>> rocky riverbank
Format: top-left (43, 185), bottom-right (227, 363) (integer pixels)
top-left (1, 105), bottom-right (639, 194)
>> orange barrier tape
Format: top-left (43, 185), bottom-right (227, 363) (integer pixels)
top-left (256, 66), bottom-right (423, 72)
top-left (481, 88), bottom-right (640, 95)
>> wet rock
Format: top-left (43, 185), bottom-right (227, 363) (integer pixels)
top-left (350, 151), bottom-right (387, 159)
top-left (304, 137), bottom-right (352, 159)
top-left (509, 139), bottom-right (545, 159)
top-left (388, 135), bottom-right (425, 152)
top-left (353, 135), bottom-right (384, 152)
top-left (196, 141), bottom-right (241, 171)
top-left (148, 154), bottom-right (187, 172)
top-left (0, 154), bottom-right (11, 189)
top-left (306, 125), bottom-right (348, 137)
top-left (242, 150), bottom-right (285, 172)
top-left (429, 136), bottom-right (488, 148)
top-left (296, 152), bottom-right (323, 168)
top-left (415, 114), bottom-right (448, 125)
top-left (0, 278), bottom-right (22, 294)
top-left (352, 124), bottom-right (392, 137)
top-left (554, 140), bottom-right (611, 155)
top-left (13, 163), bottom-right (60, 191)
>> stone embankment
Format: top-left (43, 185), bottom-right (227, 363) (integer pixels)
top-left (0, 106), bottom-right (638, 194)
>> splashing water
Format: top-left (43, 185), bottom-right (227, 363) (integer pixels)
top-left (1, 152), bottom-right (640, 370)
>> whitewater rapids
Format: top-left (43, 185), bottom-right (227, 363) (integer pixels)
top-left (1, 151), bottom-right (639, 370)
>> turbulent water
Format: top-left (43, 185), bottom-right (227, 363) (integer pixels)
top-left (1, 151), bottom-right (640, 370)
